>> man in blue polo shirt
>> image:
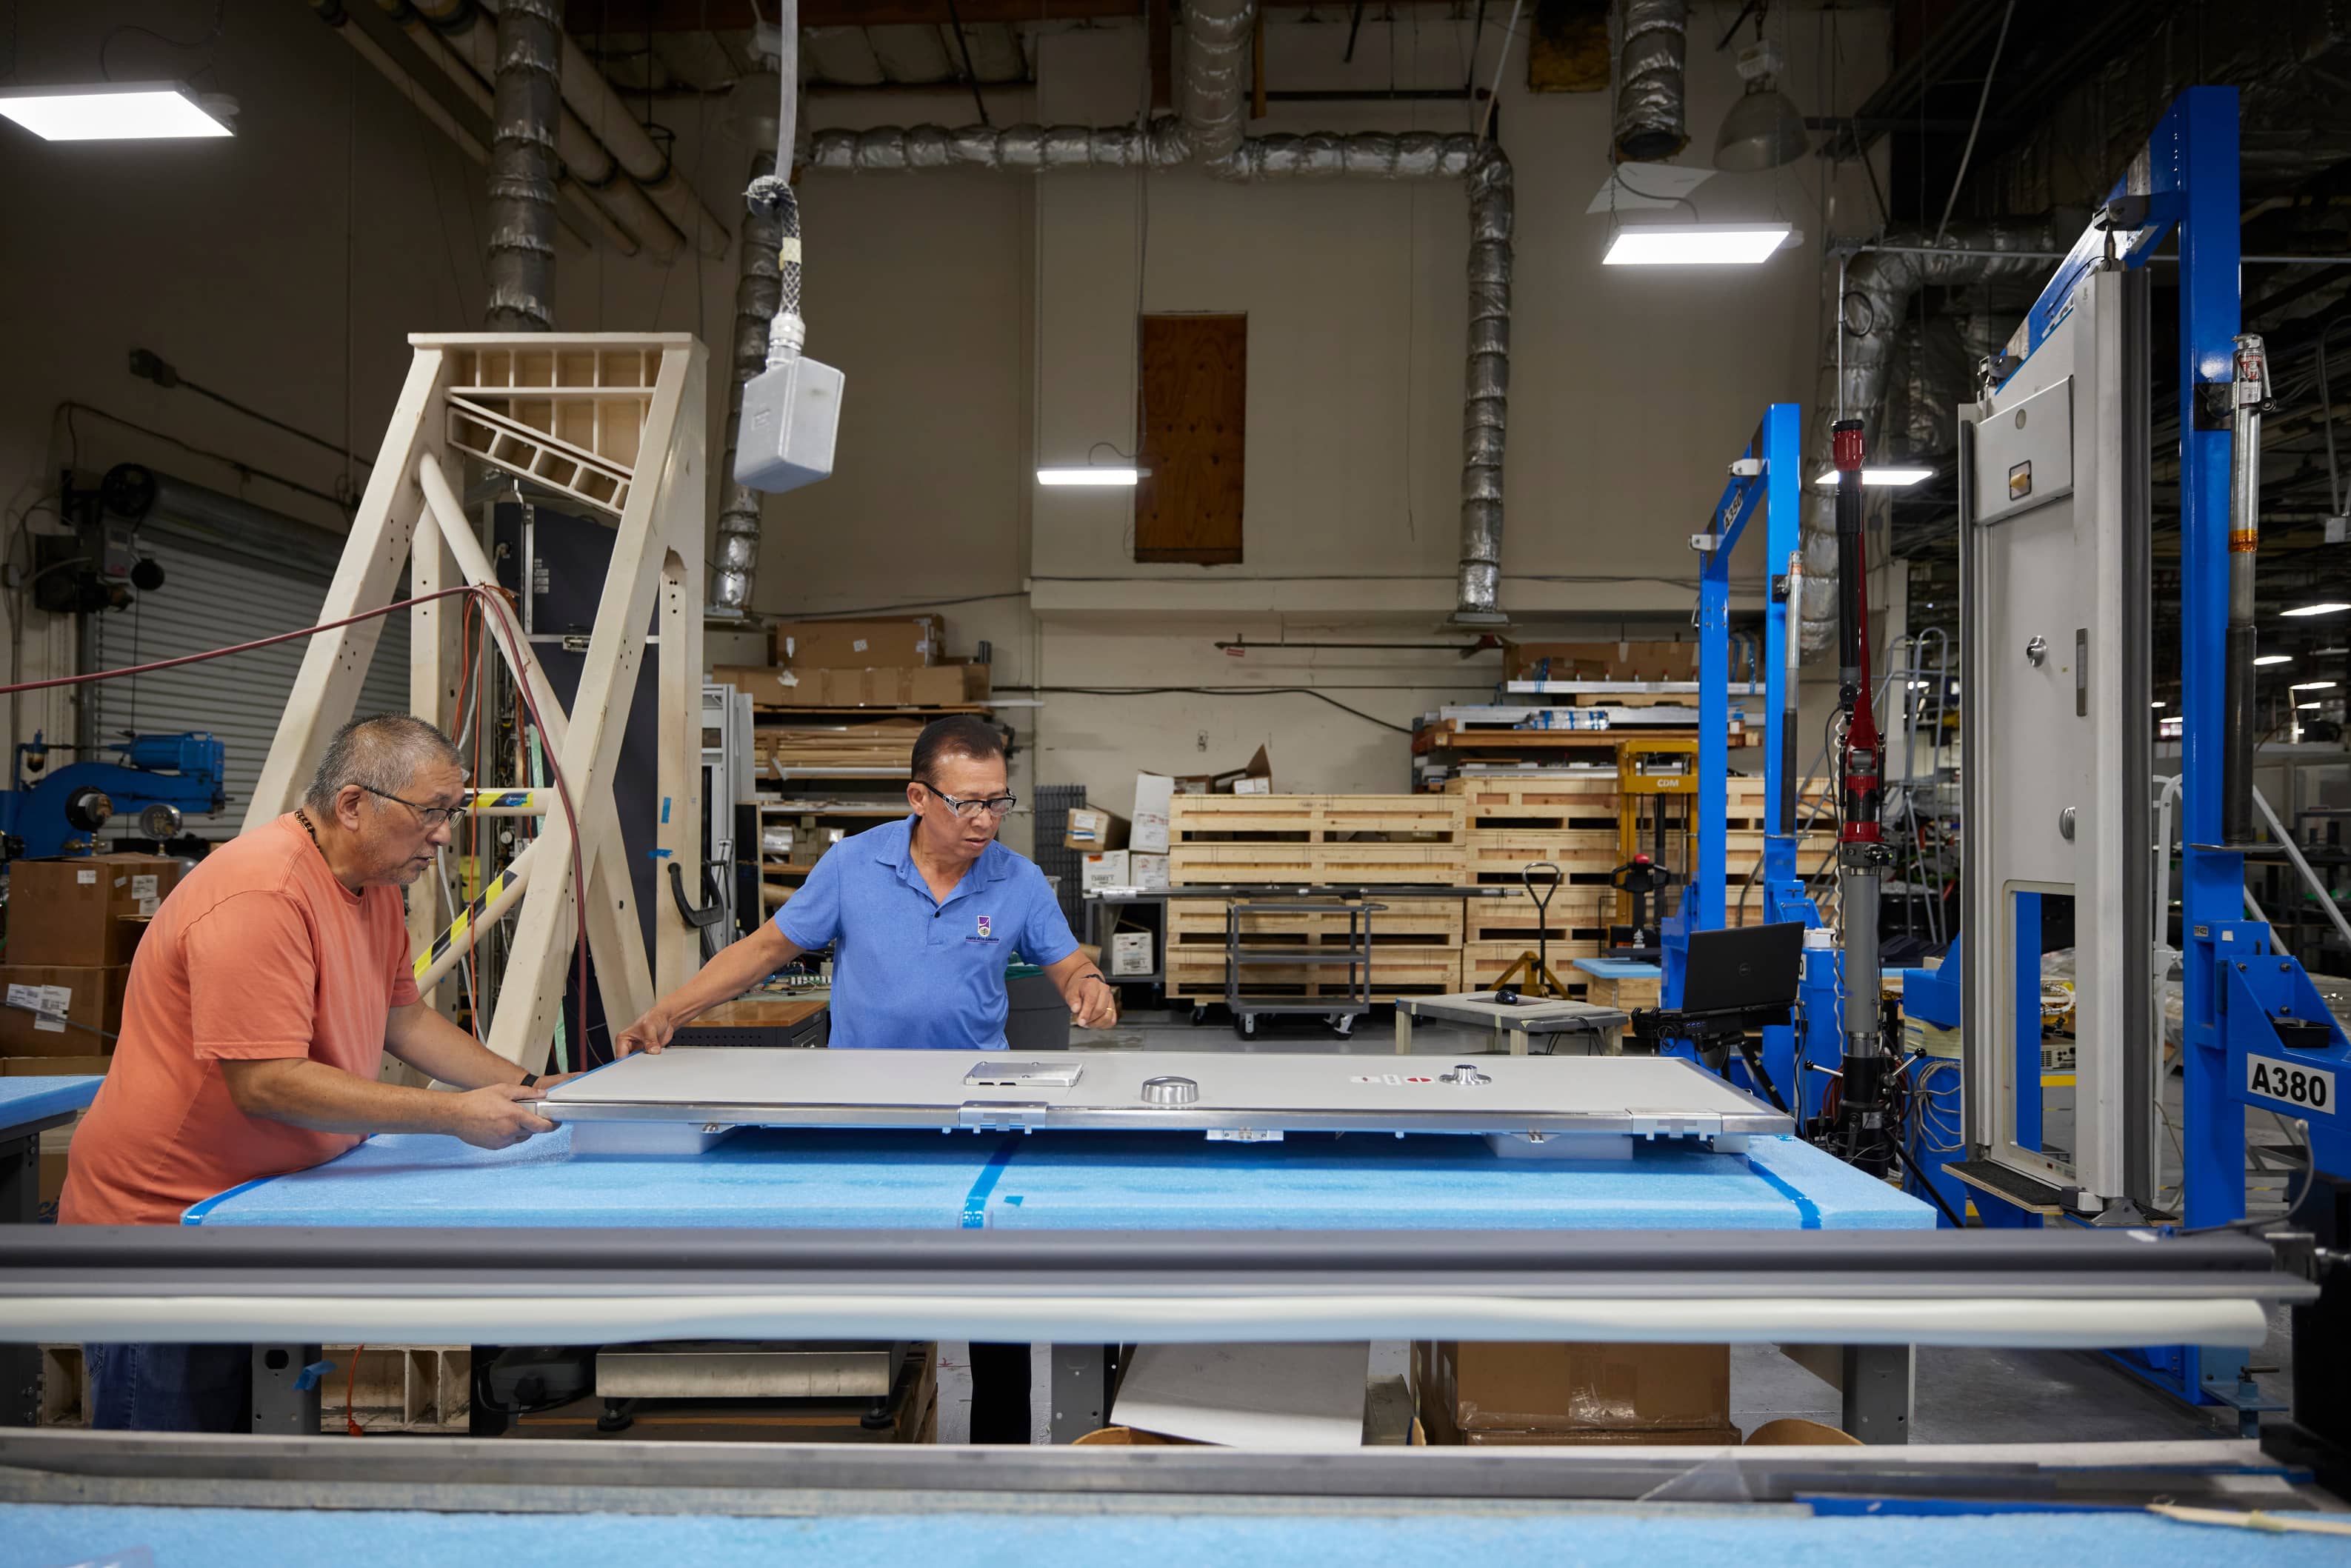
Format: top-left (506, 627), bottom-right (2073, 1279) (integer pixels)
top-left (615, 715), bottom-right (1116, 1054)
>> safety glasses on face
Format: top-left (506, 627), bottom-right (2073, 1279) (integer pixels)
top-left (359, 783), bottom-right (460, 830)
top-left (918, 784), bottom-right (1018, 820)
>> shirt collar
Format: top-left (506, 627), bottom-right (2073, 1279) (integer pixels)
top-left (887, 814), bottom-right (1013, 895)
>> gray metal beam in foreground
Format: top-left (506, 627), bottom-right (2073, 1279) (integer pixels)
top-left (0, 1430), bottom-right (2316, 1518)
top-left (0, 1225), bottom-right (2308, 1349)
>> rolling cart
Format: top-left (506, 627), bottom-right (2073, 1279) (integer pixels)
top-left (1224, 898), bottom-right (1384, 1040)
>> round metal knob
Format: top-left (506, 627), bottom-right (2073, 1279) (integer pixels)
top-left (1141, 1075), bottom-right (1198, 1107)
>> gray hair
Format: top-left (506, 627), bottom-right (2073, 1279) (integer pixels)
top-left (303, 714), bottom-right (463, 813)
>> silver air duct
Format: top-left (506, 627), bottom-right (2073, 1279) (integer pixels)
top-left (1181, 0), bottom-right (1255, 164)
top-left (484, 0), bottom-right (562, 330)
top-left (1798, 221), bottom-right (2058, 652)
top-left (807, 121), bottom-right (1195, 171)
top-left (1611, 0), bottom-right (1688, 164)
top-left (1208, 130), bottom-right (1474, 180)
top-left (809, 127), bottom-right (1513, 625)
top-left (1458, 145), bottom-right (1513, 624)
top-left (711, 152), bottom-right (788, 618)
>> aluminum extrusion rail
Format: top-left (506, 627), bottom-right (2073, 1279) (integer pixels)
top-left (0, 1226), bottom-right (2308, 1350)
top-left (0, 1430), bottom-right (2318, 1516)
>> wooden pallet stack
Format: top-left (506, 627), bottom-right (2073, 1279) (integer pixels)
top-left (1164, 795), bottom-right (1467, 1003)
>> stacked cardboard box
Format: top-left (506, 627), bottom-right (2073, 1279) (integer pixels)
top-left (1, 853), bottom-right (184, 1068)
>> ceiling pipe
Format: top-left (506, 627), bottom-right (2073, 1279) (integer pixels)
top-left (1798, 219), bottom-right (2061, 653)
top-left (710, 150), bottom-right (787, 618)
top-left (1182, 0), bottom-right (1254, 164)
top-left (304, 0), bottom-right (613, 253)
top-left (395, 0), bottom-right (693, 260)
top-left (1610, 0), bottom-right (1689, 163)
top-left (484, 0), bottom-right (562, 330)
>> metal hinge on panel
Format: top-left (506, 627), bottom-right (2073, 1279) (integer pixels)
top-left (1627, 1111), bottom-right (1721, 1139)
top-left (1690, 533), bottom-right (1721, 554)
top-left (1728, 457), bottom-right (1763, 478)
top-left (958, 1101), bottom-right (1049, 1131)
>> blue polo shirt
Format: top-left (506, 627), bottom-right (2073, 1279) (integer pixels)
top-left (773, 815), bottom-right (1079, 1050)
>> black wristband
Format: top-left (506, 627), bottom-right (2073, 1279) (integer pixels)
top-left (519, 1072), bottom-right (540, 1089)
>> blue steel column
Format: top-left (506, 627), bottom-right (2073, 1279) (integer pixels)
top-left (2175, 87), bottom-right (2245, 1232)
top-left (1695, 477), bottom-right (1731, 937)
top-left (1758, 403), bottom-right (1809, 1110)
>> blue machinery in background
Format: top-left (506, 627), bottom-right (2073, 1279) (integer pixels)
top-left (1665, 89), bottom-right (2351, 1428)
top-left (1661, 402), bottom-right (1835, 1126)
top-left (0, 731), bottom-right (225, 861)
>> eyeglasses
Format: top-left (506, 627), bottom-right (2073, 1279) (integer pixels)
top-left (359, 783), bottom-right (460, 830)
top-left (919, 784), bottom-right (1018, 820)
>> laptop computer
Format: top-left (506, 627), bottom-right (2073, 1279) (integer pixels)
top-left (1677, 922), bottom-right (1804, 1014)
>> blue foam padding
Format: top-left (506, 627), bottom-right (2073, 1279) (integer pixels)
top-left (5, 1502), bottom-right (2344, 1568)
top-left (0, 1075), bottom-right (100, 1134)
top-left (1575, 957), bottom-right (1663, 978)
top-left (184, 1126), bottom-right (1931, 1231)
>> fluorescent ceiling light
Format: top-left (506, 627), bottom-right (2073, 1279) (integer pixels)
top-left (2255, 654), bottom-right (2295, 666)
top-left (1813, 467), bottom-right (1935, 488)
top-left (1036, 466), bottom-right (1146, 487)
top-left (0, 82), bottom-right (233, 141)
top-left (2151, 700), bottom-right (2166, 709)
top-left (2293, 681), bottom-right (2338, 691)
top-left (2301, 702), bottom-right (2324, 710)
top-left (2283, 601), bottom-right (2351, 617)
top-left (1604, 224), bottom-right (1793, 267)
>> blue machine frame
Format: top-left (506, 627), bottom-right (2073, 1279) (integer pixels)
top-left (1982, 86), bottom-right (2351, 1416)
top-left (1661, 404), bottom-right (1833, 1121)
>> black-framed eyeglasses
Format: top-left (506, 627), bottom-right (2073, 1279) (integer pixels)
top-left (359, 783), bottom-right (460, 830)
top-left (917, 784), bottom-right (1018, 820)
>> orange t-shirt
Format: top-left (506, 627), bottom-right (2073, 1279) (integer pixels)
top-left (59, 815), bottom-right (421, 1227)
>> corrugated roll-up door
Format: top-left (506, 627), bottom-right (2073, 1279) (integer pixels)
top-left (90, 535), bottom-right (410, 839)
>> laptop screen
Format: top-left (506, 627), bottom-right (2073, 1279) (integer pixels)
top-left (1678, 922), bottom-right (1804, 1013)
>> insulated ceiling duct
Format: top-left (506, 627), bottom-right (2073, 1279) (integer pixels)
top-left (1798, 221), bottom-right (2061, 653)
top-left (1611, 0), bottom-right (1689, 164)
top-left (779, 0), bottom-right (1513, 628)
top-left (484, 0), bottom-right (563, 331)
top-left (710, 152), bottom-right (787, 619)
top-left (1183, 0), bottom-right (1255, 165)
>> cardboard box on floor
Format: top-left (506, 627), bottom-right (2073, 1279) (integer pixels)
top-left (0, 965), bottom-right (128, 1055)
top-left (770, 615), bottom-right (944, 669)
top-left (1412, 1341), bottom-right (1734, 1447)
top-left (717, 664), bottom-right (990, 709)
top-left (1504, 641), bottom-right (1699, 684)
top-left (7, 855), bottom-right (184, 967)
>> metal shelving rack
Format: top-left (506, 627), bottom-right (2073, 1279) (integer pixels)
top-left (1224, 899), bottom-right (1384, 1040)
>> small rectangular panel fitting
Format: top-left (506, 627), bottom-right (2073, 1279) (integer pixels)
top-left (964, 1061), bottom-right (1085, 1089)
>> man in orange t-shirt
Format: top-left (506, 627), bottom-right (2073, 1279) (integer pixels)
top-left (61, 714), bottom-right (564, 1431)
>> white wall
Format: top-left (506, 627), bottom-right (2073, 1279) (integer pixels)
top-left (784, 4), bottom-right (1892, 820)
top-left (0, 1), bottom-right (1892, 844)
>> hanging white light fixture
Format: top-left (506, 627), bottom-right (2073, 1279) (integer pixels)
top-left (0, 82), bottom-right (234, 141)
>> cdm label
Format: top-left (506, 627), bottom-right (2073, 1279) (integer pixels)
top-left (2246, 1054), bottom-right (2334, 1113)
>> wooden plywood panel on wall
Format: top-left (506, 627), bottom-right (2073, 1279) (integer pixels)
top-left (1136, 313), bottom-right (1245, 564)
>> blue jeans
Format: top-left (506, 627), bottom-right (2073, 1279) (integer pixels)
top-left (86, 1343), bottom-right (252, 1432)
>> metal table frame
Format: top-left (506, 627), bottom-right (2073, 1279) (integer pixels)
top-left (1392, 992), bottom-right (1631, 1057)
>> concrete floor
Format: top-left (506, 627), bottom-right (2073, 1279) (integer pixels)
top-left (1078, 1006), bottom-right (2295, 1445)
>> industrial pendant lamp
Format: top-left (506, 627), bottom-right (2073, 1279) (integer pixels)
top-left (1713, 37), bottom-right (1807, 173)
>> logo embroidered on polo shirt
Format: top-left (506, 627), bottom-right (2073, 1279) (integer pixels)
top-left (976, 915), bottom-right (993, 938)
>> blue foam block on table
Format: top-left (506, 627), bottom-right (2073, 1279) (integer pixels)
top-left (0, 1075), bottom-right (101, 1134)
top-left (185, 1125), bottom-right (1931, 1231)
top-left (5, 1502), bottom-right (2344, 1568)
top-left (1575, 957), bottom-right (1663, 978)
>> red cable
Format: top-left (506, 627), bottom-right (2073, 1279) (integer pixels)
top-left (345, 1343), bottom-right (366, 1438)
top-left (1, 580), bottom-right (596, 1059)
top-left (0, 586), bottom-right (481, 695)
